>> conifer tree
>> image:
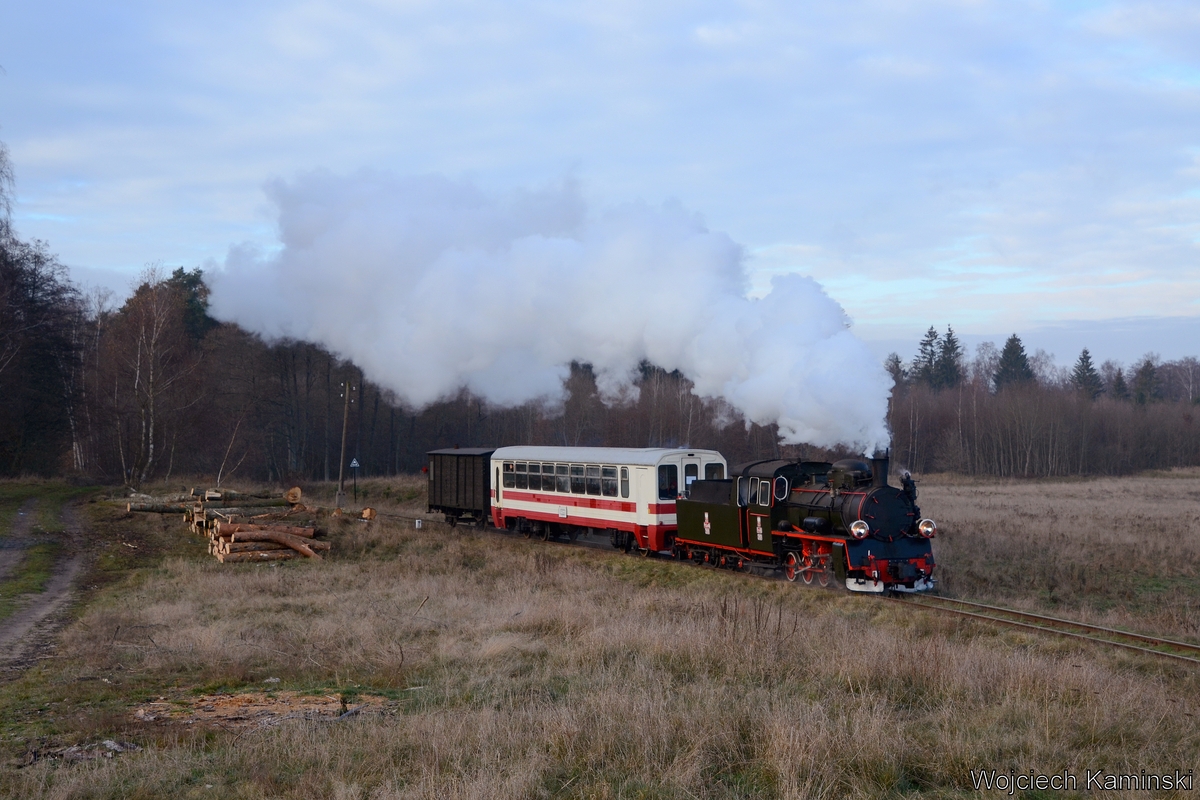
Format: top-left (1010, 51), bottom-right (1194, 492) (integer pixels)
top-left (934, 326), bottom-right (965, 390)
top-left (884, 353), bottom-right (907, 387)
top-left (993, 334), bottom-right (1035, 390)
top-left (1110, 370), bottom-right (1130, 400)
top-left (1070, 348), bottom-right (1103, 399)
top-left (1131, 358), bottom-right (1160, 405)
top-left (910, 327), bottom-right (939, 388)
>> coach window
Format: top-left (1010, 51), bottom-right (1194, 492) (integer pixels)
top-left (658, 464), bottom-right (678, 500)
top-left (570, 464), bottom-right (586, 494)
top-left (540, 464), bottom-right (554, 492)
top-left (516, 462), bottom-right (529, 490)
top-left (758, 479), bottom-right (771, 506)
top-left (705, 463), bottom-right (724, 480)
top-left (684, 463), bottom-right (698, 493)
top-left (586, 465), bottom-right (602, 495)
top-left (502, 462), bottom-right (516, 489)
top-left (556, 464), bottom-right (570, 493)
top-left (601, 466), bottom-right (618, 497)
top-left (620, 467), bottom-right (629, 498)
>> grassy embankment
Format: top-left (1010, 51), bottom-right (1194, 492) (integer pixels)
top-left (0, 472), bottom-right (1196, 798)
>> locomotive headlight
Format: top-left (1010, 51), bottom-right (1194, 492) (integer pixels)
top-left (849, 520), bottom-right (870, 539)
top-left (918, 518), bottom-right (937, 538)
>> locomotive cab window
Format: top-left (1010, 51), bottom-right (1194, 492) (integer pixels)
top-left (773, 477), bottom-right (789, 501)
top-left (586, 465), bottom-right (601, 495)
top-left (658, 464), bottom-right (679, 500)
top-left (556, 464), bottom-right (570, 493)
top-left (758, 479), bottom-right (771, 506)
top-left (515, 462), bottom-right (528, 490)
top-left (601, 466), bottom-right (618, 497)
top-left (502, 462), bottom-right (516, 489)
top-left (620, 467), bottom-right (629, 498)
top-left (570, 464), bottom-right (585, 494)
top-left (704, 463), bottom-right (724, 480)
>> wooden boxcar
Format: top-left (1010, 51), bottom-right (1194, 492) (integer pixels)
top-left (427, 448), bottom-right (495, 527)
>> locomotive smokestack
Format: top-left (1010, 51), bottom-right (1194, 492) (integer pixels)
top-left (871, 450), bottom-right (889, 488)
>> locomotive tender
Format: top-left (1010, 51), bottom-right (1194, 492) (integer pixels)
top-left (427, 446), bottom-right (935, 592)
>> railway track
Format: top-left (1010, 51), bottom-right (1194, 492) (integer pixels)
top-left (888, 594), bottom-right (1200, 666)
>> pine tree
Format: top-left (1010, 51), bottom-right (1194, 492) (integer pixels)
top-left (934, 326), bottom-right (965, 390)
top-left (1070, 348), bottom-right (1103, 400)
top-left (1111, 370), bottom-right (1130, 400)
top-left (884, 353), bottom-right (907, 387)
top-left (1131, 358), bottom-right (1160, 405)
top-left (910, 327), bottom-right (939, 388)
top-left (993, 334), bottom-right (1035, 390)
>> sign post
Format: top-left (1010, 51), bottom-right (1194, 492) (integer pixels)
top-left (350, 458), bottom-right (360, 502)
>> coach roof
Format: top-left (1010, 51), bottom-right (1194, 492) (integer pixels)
top-left (492, 446), bottom-right (723, 467)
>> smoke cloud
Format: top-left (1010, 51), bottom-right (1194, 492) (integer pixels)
top-left (210, 171), bottom-right (891, 448)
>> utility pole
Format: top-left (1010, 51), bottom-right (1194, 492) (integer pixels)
top-left (335, 380), bottom-right (355, 509)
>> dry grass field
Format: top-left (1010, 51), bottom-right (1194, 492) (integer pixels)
top-left (0, 471), bottom-right (1198, 798)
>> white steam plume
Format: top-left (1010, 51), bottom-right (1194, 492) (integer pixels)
top-left (210, 171), bottom-right (891, 449)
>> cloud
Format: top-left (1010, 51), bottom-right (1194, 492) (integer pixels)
top-left (2, 0), bottom-right (1198, 355)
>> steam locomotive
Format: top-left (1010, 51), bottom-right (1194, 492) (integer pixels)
top-left (427, 447), bottom-right (935, 593)
top-left (675, 452), bottom-right (936, 593)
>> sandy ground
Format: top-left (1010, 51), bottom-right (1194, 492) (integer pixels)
top-left (0, 500), bottom-right (84, 673)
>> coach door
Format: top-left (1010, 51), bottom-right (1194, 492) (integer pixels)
top-left (635, 467), bottom-right (653, 527)
top-left (682, 455), bottom-right (701, 498)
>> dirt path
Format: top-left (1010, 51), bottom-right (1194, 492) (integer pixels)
top-left (0, 498), bottom-right (85, 673)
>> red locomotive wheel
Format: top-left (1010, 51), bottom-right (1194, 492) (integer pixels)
top-left (801, 557), bottom-right (816, 585)
top-left (783, 552), bottom-right (798, 582)
top-left (817, 568), bottom-right (831, 587)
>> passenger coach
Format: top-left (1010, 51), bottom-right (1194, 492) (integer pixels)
top-left (490, 447), bottom-right (727, 554)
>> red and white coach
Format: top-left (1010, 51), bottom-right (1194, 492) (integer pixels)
top-left (490, 446), bottom-right (728, 554)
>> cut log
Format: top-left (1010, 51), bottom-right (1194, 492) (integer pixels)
top-left (231, 530), bottom-right (321, 559)
top-left (195, 506), bottom-right (296, 519)
top-left (285, 486), bottom-right (303, 504)
top-left (361, 507), bottom-right (377, 521)
top-left (217, 550), bottom-right (300, 563)
top-left (222, 540), bottom-right (291, 553)
top-left (215, 521), bottom-right (316, 539)
top-left (198, 497), bottom-right (292, 509)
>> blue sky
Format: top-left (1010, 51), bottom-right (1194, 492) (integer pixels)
top-left (2, 0), bottom-right (1198, 366)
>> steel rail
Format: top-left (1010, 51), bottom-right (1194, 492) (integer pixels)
top-left (890, 595), bottom-right (1200, 666)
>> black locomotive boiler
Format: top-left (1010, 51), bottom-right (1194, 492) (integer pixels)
top-left (674, 452), bottom-right (936, 592)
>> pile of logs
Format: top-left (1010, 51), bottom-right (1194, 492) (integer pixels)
top-left (123, 485), bottom-right (334, 564)
top-left (209, 521), bottom-right (330, 563)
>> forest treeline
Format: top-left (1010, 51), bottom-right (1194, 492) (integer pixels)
top-left (0, 232), bottom-right (792, 482)
top-left (3, 144), bottom-right (1199, 482)
top-left (886, 327), bottom-right (1200, 476)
